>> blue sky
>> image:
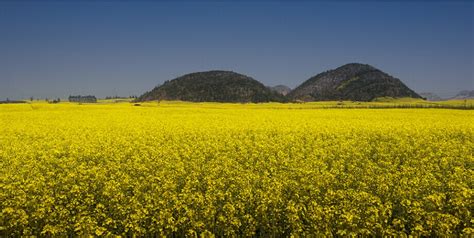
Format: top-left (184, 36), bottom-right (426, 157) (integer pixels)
top-left (1, 1), bottom-right (472, 99)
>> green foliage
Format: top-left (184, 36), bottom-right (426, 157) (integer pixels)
top-left (137, 70), bottom-right (287, 103)
top-left (288, 63), bottom-right (423, 101)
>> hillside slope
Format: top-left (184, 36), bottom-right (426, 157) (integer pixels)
top-left (137, 71), bottom-right (287, 103)
top-left (287, 63), bottom-right (422, 101)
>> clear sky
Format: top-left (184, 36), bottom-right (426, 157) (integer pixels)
top-left (1, 1), bottom-right (472, 99)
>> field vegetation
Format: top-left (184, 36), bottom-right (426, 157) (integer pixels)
top-left (1, 101), bottom-right (473, 236)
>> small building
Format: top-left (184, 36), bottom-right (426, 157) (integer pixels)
top-left (68, 95), bottom-right (97, 103)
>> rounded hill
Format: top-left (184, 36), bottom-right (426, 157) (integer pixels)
top-left (137, 71), bottom-right (286, 103)
top-left (287, 63), bottom-right (422, 101)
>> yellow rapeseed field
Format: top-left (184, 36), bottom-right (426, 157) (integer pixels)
top-left (1, 102), bottom-right (473, 236)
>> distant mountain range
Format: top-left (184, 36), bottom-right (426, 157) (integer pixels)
top-left (137, 63), bottom-right (457, 103)
top-left (419, 92), bottom-right (444, 101)
top-left (451, 90), bottom-right (474, 100)
top-left (420, 90), bottom-right (474, 101)
top-left (268, 85), bottom-right (292, 96)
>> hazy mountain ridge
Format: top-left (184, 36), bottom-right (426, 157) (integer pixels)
top-left (419, 92), bottom-right (443, 101)
top-left (268, 85), bottom-right (291, 96)
top-left (450, 90), bottom-right (474, 100)
top-left (419, 90), bottom-right (474, 101)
